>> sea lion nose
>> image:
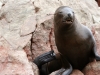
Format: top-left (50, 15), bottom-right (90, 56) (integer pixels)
top-left (62, 13), bottom-right (73, 22)
top-left (64, 13), bottom-right (72, 20)
top-left (66, 13), bottom-right (73, 20)
top-left (68, 13), bottom-right (71, 18)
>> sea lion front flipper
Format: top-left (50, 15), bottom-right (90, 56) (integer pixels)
top-left (94, 46), bottom-right (100, 61)
top-left (92, 40), bottom-right (100, 61)
top-left (55, 55), bottom-right (73, 75)
top-left (55, 63), bottom-right (73, 75)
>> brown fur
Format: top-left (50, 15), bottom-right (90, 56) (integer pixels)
top-left (54, 6), bottom-right (96, 70)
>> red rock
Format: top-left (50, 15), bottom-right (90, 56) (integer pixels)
top-left (0, 37), bottom-right (34, 75)
top-left (83, 61), bottom-right (100, 75)
top-left (71, 70), bottom-right (84, 75)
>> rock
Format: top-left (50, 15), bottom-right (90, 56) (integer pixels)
top-left (31, 18), bottom-right (53, 59)
top-left (0, 0), bottom-right (35, 74)
top-left (20, 15), bottom-right (36, 36)
top-left (0, 0), bottom-right (100, 75)
top-left (31, 62), bottom-right (39, 75)
top-left (71, 70), bottom-right (84, 75)
top-left (3, 31), bottom-right (32, 49)
top-left (0, 37), bottom-right (34, 75)
top-left (83, 61), bottom-right (100, 75)
top-left (0, 1), bottom-right (3, 10)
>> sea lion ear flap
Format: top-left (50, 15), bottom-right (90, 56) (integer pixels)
top-left (54, 13), bottom-right (57, 17)
top-left (54, 13), bottom-right (56, 15)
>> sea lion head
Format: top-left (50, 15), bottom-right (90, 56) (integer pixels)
top-left (54, 6), bottom-right (75, 26)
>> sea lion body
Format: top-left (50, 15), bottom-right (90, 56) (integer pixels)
top-left (54, 6), bottom-right (96, 70)
top-left (34, 6), bottom-right (100, 75)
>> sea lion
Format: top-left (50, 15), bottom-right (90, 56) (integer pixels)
top-left (53, 6), bottom-right (100, 74)
top-left (34, 6), bottom-right (100, 75)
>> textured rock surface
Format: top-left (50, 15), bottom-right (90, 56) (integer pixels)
top-left (83, 61), bottom-right (100, 75)
top-left (0, 37), bottom-right (34, 75)
top-left (0, 0), bottom-right (100, 75)
top-left (0, 0), bottom-right (35, 75)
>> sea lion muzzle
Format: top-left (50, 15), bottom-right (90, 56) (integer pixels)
top-left (62, 13), bottom-right (74, 24)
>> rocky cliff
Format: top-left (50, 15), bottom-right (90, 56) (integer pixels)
top-left (0, 0), bottom-right (100, 75)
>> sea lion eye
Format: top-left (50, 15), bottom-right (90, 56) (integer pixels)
top-left (58, 12), bottom-right (63, 16)
top-left (59, 12), bottom-right (62, 13)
